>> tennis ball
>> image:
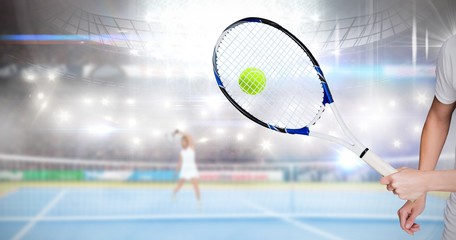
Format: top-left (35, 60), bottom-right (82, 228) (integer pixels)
top-left (238, 67), bottom-right (266, 95)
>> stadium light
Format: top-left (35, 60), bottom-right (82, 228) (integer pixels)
top-left (129, 49), bottom-right (139, 56)
top-left (416, 93), bottom-right (428, 105)
top-left (58, 111), bottom-right (70, 122)
top-left (48, 73), bottom-right (56, 81)
top-left (236, 134), bottom-right (244, 141)
top-left (83, 98), bottom-right (93, 105)
top-left (201, 110), bottom-right (208, 117)
top-left (393, 139), bottom-right (402, 148)
top-left (25, 74), bottom-right (35, 82)
top-left (389, 100), bottom-right (397, 107)
top-left (128, 118), bottom-right (137, 127)
top-left (88, 125), bottom-right (115, 135)
top-left (126, 98), bottom-right (136, 105)
top-left (414, 125), bottom-right (421, 133)
top-left (199, 137), bottom-right (208, 143)
top-left (164, 100), bottom-right (172, 108)
top-left (101, 98), bottom-right (109, 106)
top-left (37, 92), bottom-right (45, 100)
top-left (260, 140), bottom-right (271, 151)
top-left (311, 14), bottom-right (320, 22)
top-left (216, 128), bottom-right (225, 134)
top-left (133, 137), bottom-right (141, 145)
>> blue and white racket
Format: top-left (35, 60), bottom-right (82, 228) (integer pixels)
top-left (212, 17), bottom-right (396, 176)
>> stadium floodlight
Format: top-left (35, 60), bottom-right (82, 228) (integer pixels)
top-left (128, 118), bottom-right (137, 127)
top-left (260, 140), bottom-right (271, 151)
top-left (126, 98), bottom-right (136, 105)
top-left (129, 49), bottom-right (139, 56)
top-left (101, 98), bottom-right (109, 106)
top-left (37, 92), bottom-right (45, 100)
top-left (199, 137), bottom-right (208, 143)
top-left (88, 125), bottom-right (115, 135)
top-left (416, 93), bottom-right (428, 105)
top-left (393, 139), bottom-right (402, 148)
top-left (83, 98), bottom-right (93, 105)
top-left (236, 134), bottom-right (244, 141)
top-left (216, 128), bottom-right (225, 134)
top-left (25, 74), bottom-right (35, 82)
top-left (133, 137), bottom-right (141, 145)
top-left (48, 73), bottom-right (56, 81)
top-left (59, 111), bottom-right (70, 122)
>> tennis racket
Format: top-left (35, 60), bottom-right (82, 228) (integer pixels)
top-left (212, 17), bottom-right (397, 176)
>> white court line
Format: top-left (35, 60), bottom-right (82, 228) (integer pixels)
top-left (244, 201), bottom-right (345, 240)
top-left (11, 189), bottom-right (67, 240)
top-left (0, 213), bottom-right (444, 223)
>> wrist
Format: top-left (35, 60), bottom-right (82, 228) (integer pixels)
top-left (422, 170), bottom-right (434, 192)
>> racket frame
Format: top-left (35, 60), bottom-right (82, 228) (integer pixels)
top-left (213, 17), bottom-right (396, 176)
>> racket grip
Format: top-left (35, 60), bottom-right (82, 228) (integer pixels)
top-left (361, 150), bottom-right (397, 176)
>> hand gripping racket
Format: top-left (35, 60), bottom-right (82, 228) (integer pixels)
top-left (212, 17), bottom-right (397, 176)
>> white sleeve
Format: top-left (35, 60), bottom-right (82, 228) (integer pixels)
top-left (435, 40), bottom-right (456, 104)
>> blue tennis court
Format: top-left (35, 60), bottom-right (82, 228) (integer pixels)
top-left (0, 183), bottom-right (446, 240)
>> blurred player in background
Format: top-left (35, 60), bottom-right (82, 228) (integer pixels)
top-left (172, 130), bottom-right (201, 203)
top-left (380, 35), bottom-right (456, 239)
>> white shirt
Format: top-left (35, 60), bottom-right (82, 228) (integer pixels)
top-left (435, 35), bottom-right (456, 104)
top-left (435, 35), bottom-right (456, 240)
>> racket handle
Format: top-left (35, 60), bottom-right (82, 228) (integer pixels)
top-left (361, 150), bottom-right (397, 176)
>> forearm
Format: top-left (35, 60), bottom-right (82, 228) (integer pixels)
top-left (425, 170), bottom-right (456, 192)
top-left (418, 99), bottom-right (452, 171)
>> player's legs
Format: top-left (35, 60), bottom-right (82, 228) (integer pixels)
top-left (191, 178), bottom-right (201, 201)
top-left (173, 179), bottom-right (186, 197)
top-left (443, 193), bottom-right (456, 240)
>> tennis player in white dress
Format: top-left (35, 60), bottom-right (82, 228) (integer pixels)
top-left (172, 130), bottom-right (201, 202)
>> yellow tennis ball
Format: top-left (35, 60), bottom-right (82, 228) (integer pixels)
top-left (239, 67), bottom-right (266, 95)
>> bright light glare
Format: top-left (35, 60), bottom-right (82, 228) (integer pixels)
top-left (393, 139), bottom-right (402, 148)
top-left (338, 149), bottom-right (360, 170)
top-left (58, 111), bottom-right (70, 122)
top-left (389, 100), bottom-right (396, 107)
top-left (104, 116), bottom-right (113, 122)
top-left (129, 49), bottom-right (139, 56)
top-left (261, 140), bottom-right (271, 151)
top-left (83, 98), bottom-right (93, 105)
top-left (26, 74), bottom-right (35, 82)
top-left (201, 110), bottom-right (208, 117)
top-left (48, 73), bottom-right (56, 81)
top-left (236, 134), bottom-right (244, 141)
top-left (164, 100), bottom-right (171, 108)
top-left (216, 128), bottom-right (225, 134)
top-left (37, 92), bottom-right (44, 100)
top-left (311, 14), bottom-right (320, 22)
top-left (128, 118), bottom-right (137, 127)
top-left (101, 98), bottom-right (109, 106)
top-left (416, 94), bottom-right (428, 105)
top-left (133, 137), bottom-right (141, 144)
top-left (126, 98), bottom-right (136, 105)
top-left (199, 137), bottom-right (208, 143)
top-left (88, 125), bottom-right (114, 135)
top-left (414, 125), bottom-right (421, 133)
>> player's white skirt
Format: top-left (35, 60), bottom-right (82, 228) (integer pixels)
top-left (179, 165), bottom-right (199, 180)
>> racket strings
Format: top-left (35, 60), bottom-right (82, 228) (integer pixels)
top-left (215, 22), bottom-right (324, 129)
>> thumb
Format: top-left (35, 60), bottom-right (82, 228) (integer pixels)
top-left (380, 176), bottom-right (391, 185)
top-left (405, 211), bottom-right (419, 229)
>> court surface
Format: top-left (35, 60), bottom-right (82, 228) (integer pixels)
top-left (0, 183), bottom-right (446, 240)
